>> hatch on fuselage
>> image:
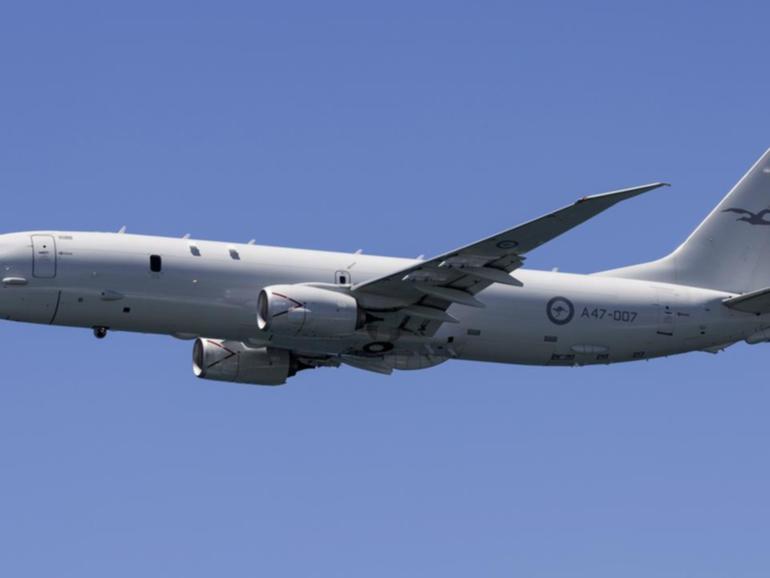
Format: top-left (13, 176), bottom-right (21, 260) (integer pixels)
top-left (31, 235), bottom-right (57, 278)
top-left (656, 287), bottom-right (679, 337)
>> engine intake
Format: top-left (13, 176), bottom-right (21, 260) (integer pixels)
top-left (193, 338), bottom-right (294, 386)
top-left (257, 284), bottom-right (361, 337)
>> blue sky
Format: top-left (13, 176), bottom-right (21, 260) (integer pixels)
top-left (1, 1), bottom-right (769, 576)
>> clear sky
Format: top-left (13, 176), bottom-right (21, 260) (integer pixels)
top-left (1, 1), bottom-right (769, 576)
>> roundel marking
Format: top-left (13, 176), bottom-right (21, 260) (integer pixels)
top-left (546, 296), bottom-right (575, 325)
top-left (496, 239), bottom-right (519, 250)
top-left (363, 341), bottom-right (394, 354)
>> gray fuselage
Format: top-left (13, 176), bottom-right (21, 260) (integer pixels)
top-left (0, 231), bottom-right (764, 367)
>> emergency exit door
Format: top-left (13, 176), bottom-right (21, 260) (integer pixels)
top-left (32, 235), bottom-right (57, 278)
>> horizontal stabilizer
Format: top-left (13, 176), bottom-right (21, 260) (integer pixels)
top-left (723, 287), bottom-right (770, 314)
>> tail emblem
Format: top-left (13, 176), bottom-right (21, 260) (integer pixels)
top-left (722, 207), bottom-right (770, 225)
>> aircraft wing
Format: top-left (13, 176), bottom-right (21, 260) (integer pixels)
top-left (352, 182), bottom-right (667, 335)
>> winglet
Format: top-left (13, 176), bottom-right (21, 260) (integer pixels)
top-left (576, 182), bottom-right (669, 204)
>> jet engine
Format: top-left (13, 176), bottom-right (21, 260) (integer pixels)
top-left (256, 284), bottom-right (362, 337)
top-left (192, 338), bottom-right (296, 386)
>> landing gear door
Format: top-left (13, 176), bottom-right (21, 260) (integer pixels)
top-left (32, 235), bottom-right (57, 278)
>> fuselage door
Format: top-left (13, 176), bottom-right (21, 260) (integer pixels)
top-left (32, 235), bottom-right (57, 278)
top-left (656, 287), bottom-right (678, 337)
top-left (335, 270), bottom-right (351, 285)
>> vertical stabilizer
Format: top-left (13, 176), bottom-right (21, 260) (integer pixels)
top-left (600, 148), bottom-right (770, 294)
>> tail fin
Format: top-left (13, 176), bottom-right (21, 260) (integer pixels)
top-left (600, 148), bottom-right (770, 293)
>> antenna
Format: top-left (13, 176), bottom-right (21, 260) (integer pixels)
top-left (117, 226), bottom-right (127, 234)
top-left (247, 239), bottom-right (256, 245)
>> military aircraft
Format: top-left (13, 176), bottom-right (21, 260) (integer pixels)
top-left (2, 150), bottom-right (770, 385)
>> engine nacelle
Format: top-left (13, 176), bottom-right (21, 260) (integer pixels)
top-left (192, 338), bottom-right (293, 386)
top-left (257, 284), bottom-right (361, 337)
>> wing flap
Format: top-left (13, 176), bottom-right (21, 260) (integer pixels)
top-left (339, 355), bottom-right (394, 375)
top-left (401, 305), bottom-right (460, 323)
top-left (414, 285), bottom-right (485, 308)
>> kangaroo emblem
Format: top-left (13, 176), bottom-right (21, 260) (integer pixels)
top-left (722, 207), bottom-right (770, 225)
top-left (546, 297), bottom-right (574, 325)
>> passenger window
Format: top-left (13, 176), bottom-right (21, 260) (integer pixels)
top-left (150, 255), bottom-right (162, 272)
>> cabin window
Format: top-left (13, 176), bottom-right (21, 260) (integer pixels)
top-left (150, 255), bottom-right (162, 272)
top-left (189, 244), bottom-right (201, 257)
top-left (229, 248), bottom-right (240, 260)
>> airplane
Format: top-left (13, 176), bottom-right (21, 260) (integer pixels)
top-left (2, 149), bottom-right (770, 386)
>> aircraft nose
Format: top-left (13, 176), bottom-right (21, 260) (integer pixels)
top-left (0, 234), bottom-right (32, 282)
